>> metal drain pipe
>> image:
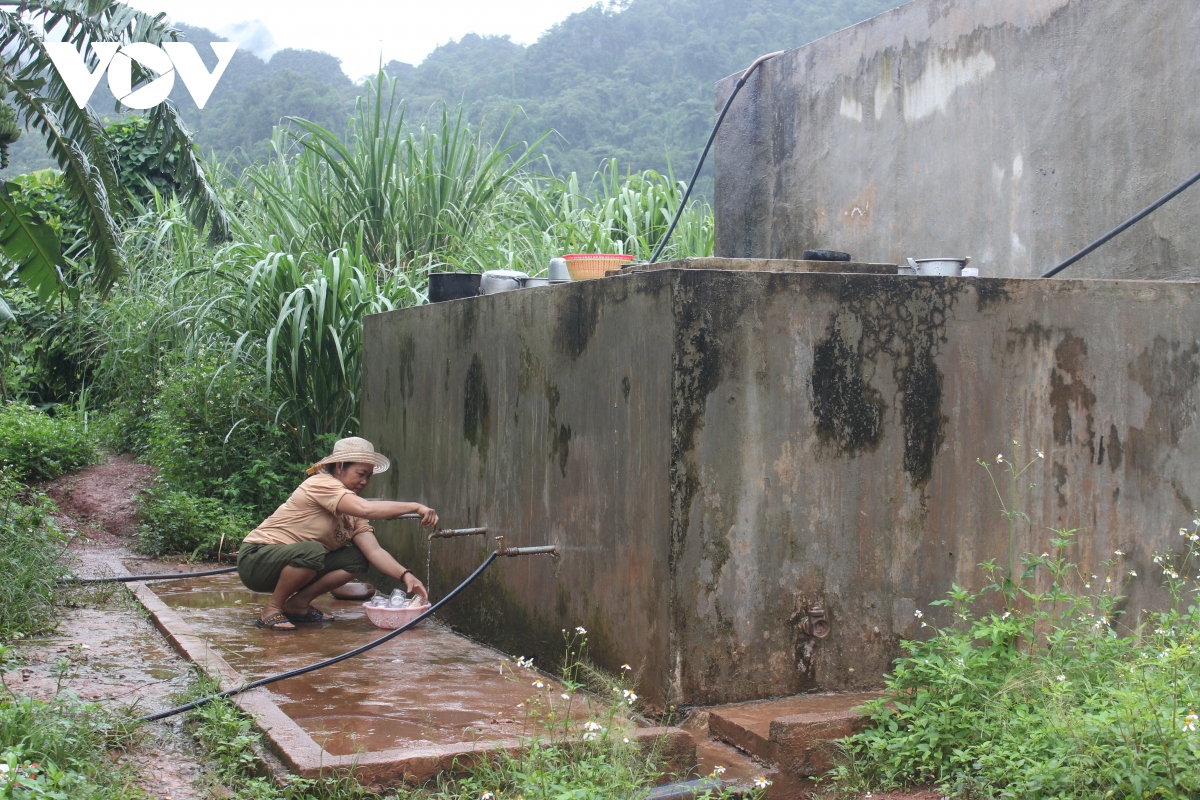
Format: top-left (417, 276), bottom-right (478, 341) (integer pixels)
top-left (430, 526), bottom-right (488, 539)
top-left (138, 544), bottom-right (557, 723)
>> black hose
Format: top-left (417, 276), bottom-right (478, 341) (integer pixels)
top-left (64, 565), bottom-right (239, 584)
top-left (138, 551), bottom-right (498, 722)
top-left (648, 50), bottom-right (785, 265)
top-left (66, 512), bottom-right (429, 584)
top-left (1042, 165), bottom-right (1200, 278)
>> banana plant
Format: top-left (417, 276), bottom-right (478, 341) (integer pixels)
top-left (0, 0), bottom-right (229, 298)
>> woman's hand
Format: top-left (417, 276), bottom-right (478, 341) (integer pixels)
top-left (412, 504), bottom-right (439, 528)
top-left (403, 572), bottom-right (429, 604)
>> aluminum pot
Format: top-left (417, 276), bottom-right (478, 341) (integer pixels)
top-left (480, 270), bottom-right (529, 295)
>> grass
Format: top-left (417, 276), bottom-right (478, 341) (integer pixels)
top-left (0, 645), bottom-right (146, 799)
top-left (0, 472), bottom-right (70, 641)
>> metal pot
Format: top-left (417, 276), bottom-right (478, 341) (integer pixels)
top-left (480, 270), bottom-right (529, 295)
top-left (906, 257), bottom-right (971, 277)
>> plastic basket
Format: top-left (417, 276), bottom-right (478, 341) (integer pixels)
top-left (561, 253), bottom-right (634, 280)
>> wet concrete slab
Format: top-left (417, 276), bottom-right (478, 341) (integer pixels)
top-left (709, 691), bottom-right (882, 781)
top-left (151, 573), bottom-right (562, 756)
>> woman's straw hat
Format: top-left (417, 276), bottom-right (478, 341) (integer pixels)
top-left (306, 436), bottom-right (391, 475)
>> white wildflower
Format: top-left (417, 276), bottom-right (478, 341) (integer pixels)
top-left (753, 776), bottom-right (772, 789)
top-left (575, 626), bottom-right (587, 635)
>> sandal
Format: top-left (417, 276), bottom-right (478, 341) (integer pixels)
top-left (256, 611), bottom-right (295, 631)
top-left (285, 606), bottom-right (331, 624)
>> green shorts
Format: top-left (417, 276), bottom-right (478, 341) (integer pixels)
top-left (237, 541), bottom-right (369, 593)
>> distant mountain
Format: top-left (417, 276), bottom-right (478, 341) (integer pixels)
top-left (382, 0), bottom-right (906, 185)
top-left (4, 0), bottom-right (906, 185)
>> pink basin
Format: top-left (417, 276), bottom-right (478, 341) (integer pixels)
top-left (362, 602), bottom-right (431, 630)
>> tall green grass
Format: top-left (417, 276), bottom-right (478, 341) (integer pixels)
top-left (0, 473), bottom-right (68, 639)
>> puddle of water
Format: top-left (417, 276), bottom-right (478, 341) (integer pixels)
top-left (154, 574), bottom-right (583, 755)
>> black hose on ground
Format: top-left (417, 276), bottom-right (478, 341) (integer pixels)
top-left (648, 50), bottom-right (785, 265)
top-left (138, 551), bottom-right (498, 723)
top-left (1041, 165), bottom-right (1200, 278)
top-left (65, 513), bottom-right (433, 584)
top-left (63, 565), bottom-right (239, 584)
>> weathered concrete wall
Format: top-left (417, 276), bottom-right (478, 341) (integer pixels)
top-left (363, 270), bottom-right (1200, 707)
top-left (714, 0), bottom-right (1200, 280)
top-left (361, 278), bottom-right (676, 703)
top-left (668, 270), bottom-right (1200, 704)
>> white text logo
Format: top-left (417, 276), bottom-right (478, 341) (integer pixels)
top-left (45, 42), bottom-right (238, 110)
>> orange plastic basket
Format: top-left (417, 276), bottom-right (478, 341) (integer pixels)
top-left (562, 253), bottom-right (635, 280)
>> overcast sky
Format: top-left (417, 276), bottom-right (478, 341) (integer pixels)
top-left (125, 0), bottom-right (600, 80)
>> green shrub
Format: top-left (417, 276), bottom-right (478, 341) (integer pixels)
top-left (0, 472), bottom-right (68, 639)
top-left (136, 485), bottom-right (256, 560)
top-left (0, 402), bottom-right (96, 482)
top-left (143, 359), bottom-right (306, 518)
top-left (831, 449), bottom-right (1200, 798)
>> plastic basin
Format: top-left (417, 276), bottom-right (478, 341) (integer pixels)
top-left (363, 602), bottom-right (431, 629)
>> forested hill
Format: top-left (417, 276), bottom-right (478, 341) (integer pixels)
top-left (379, 0), bottom-right (905, 180)
top-left (6, 0), bottom-right (905, 180)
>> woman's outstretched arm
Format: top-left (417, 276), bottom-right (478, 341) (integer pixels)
top-left (337, 495), bottom-right (438, 528)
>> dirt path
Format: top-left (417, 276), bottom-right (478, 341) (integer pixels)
top-left (10, 454), bottom-right (212, 799)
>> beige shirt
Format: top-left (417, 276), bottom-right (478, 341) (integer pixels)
top-left (242, 473), bottom-right (374, 551)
